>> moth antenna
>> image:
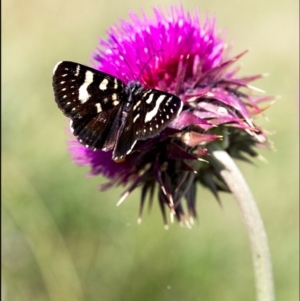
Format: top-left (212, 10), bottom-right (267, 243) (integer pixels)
top-left (137, 49), bottom-right (163, 84)
top-left (118, 53), bottom-right (136, 81)
top-left (110, 45), bottom-right (136, 82)
top-left (111, 46), bottom-right (163, 84)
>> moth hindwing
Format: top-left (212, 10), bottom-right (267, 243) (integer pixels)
top-left (52, 61), bottom-right (183, 161)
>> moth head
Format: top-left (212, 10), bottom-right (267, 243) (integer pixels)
top-left (126, 81), bottom-right (143, 95)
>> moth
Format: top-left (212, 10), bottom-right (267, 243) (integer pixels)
top-left (52, 61), bottom-right (183, 161)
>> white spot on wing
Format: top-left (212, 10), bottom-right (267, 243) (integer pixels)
top-left (126, 140), bottom-right (137, 155)
top-left (145, 94), bottom-right (154, 104)
top-left (177, 100), bottom-right (184, 116)
top-left (143, 90), bottom-right (152, 97)
top-left (53, 61), bottom-right (63, 74)
top-left (114, 78), bottom-right (118, 89)
top-left (166, 97), bottom-right (172, 105)
top-left (145, 95), bottom-right (167, 123)
top-left (95, 103), bottom-right (102, 112)
top-left (133, 100), bottom-right (141, 110)
top-left (75, 65), bottom-right (80, 76)
top-left (99, 78), bottom-right (109, 90)
top-left (133, 114), bottom-right (140, 123)
top-left (69, 120), bottom-right (74, 133)
top-left (78, 70), bottom-right (93, 103)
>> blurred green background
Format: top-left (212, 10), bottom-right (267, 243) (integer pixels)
top-left (2, 0), bottom-right (299, 300)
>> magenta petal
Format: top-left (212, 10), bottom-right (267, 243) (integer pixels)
top-left (169, 111), bottom-right (214, 130)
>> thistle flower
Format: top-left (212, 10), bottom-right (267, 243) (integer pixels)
top-left (68, 6), bottom-right (271, 226)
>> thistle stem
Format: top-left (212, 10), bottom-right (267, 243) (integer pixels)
top-left (210, 146), bottom-right (275, 301)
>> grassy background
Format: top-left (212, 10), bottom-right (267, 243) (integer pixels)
top-left (2, 0), bottom-right (299, 300)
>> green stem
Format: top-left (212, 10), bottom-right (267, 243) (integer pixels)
top-left (210, 146), bottom-right (275, 301)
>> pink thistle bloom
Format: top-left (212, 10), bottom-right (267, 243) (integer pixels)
top-left (68, 6), bottom-right (272, 226)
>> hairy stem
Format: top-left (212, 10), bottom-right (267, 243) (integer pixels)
top-left (210, 146), bottom-right (275, 301)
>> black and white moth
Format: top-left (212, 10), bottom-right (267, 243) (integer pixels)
top-left (52, 61), bottom-right (183, 161)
